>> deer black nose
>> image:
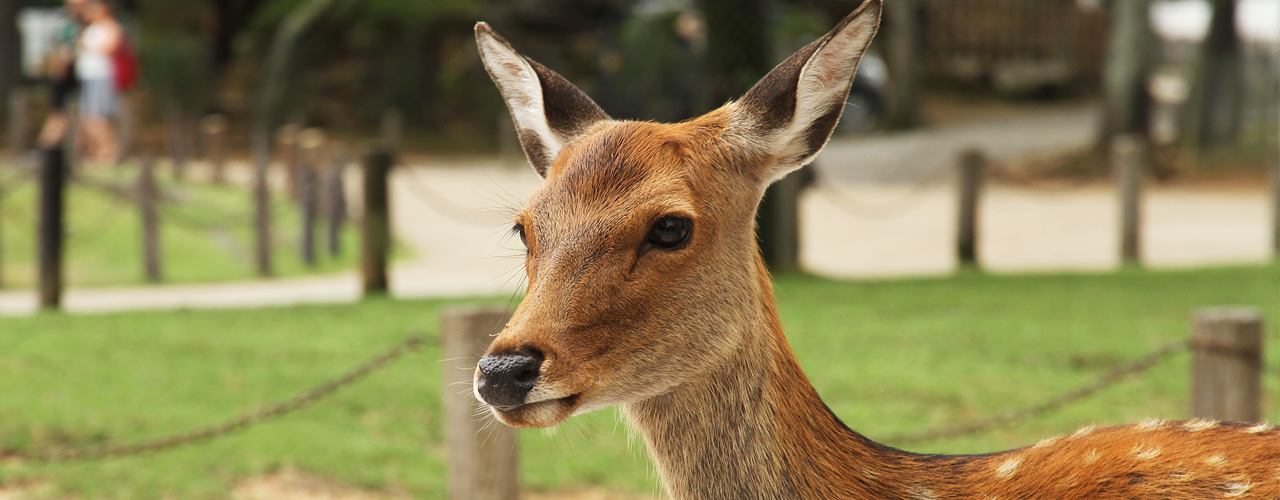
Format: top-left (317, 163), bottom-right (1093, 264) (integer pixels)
top-left (476, 348), bottom-right (544, 409)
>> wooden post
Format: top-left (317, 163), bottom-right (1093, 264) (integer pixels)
top-left (167, 109), bottom-right (188, 181)
top-left (757, 173), bottom-right (801, 272)
top-left (201, 114), bottom-right (229, 185)
top-left (115, 94), bottom-right (137, 163)
top-left (1114, 135), bottom-right (1143, 265)
top-left (956, 148), bottom-right (984, 267)
top-left (298, 129), bottom-right (325, 268)
top-left (139, 154), bottom-right (161, 282)
top-left (381, 108), bottom-right (402, 153)
top-left (252, 130), bottom-right (273, 277)
top-left (300, 166), bottom-right (317, 267)
top-left (326, 155), bottom-right (347, 257)
top-left (0, 163), bottom-right (6, 288)
top-left (277, 124), bottom-right (300, 200)
top-left (7, 88), bottom-right (27, 154)
top-left (37, 147), bottom-right (66, 309)
top-left (1271, 151), bottom-right (1279, 258)
top-left (441, 307), bottom-right (519, 500)
top-left (1191, 307), bottom-right (1263, 422)
top-left (361, 146), bottom-right (393, 295)
top-left (1274, 102), bottom-right (1280, 257)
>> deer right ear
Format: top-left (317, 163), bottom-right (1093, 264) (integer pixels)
top-left (475, 23), bottom-right (610, 177)
top-left (728, 0), bottom-right (881, 183)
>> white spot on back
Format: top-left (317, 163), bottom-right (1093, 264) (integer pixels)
top-left (1083, 449), bottom-right (1101, 464)
top-left (1205, 454), bottom-right (1228, 467)
top-left (1244, 423), bottom-right (1272, 434)
top-left (1071, 424), bottom-right (1097, 438)
top-left (1222, 481), bottom-right (1252, 497)
top-left (909, 484), bottom-right (937, 500)
top-left (995, 456), bottom-right (1022, 479)
top-left (1131, 444), bottom-right (1162, 460)
top-left (1183, 418), bottom-right (1218, 432)
top-left (1136, 418), bottom-right (1167, 431)
top-left (1033, 435), bottom-right (1062, 449)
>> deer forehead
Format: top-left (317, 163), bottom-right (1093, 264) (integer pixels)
top-left (524, 121), bottom-right (717, 229)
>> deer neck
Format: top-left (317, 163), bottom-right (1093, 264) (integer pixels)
top-left (622, 258), bottom-right (918, 500)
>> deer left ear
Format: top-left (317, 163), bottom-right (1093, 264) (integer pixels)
top-left (729, 0), bottom-right (882, 183)
top-left (476, 22), bottom-right (610, 177)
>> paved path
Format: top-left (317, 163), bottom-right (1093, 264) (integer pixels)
top-left (803, 182), bottom-right (1272, 278)
top-left (0, 104), bottom-right (1271, 315)
top-left (817, 102), bottom-right (1097, 183)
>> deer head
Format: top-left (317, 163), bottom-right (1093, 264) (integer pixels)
top-left (472, 1), bottom-right (882, 428)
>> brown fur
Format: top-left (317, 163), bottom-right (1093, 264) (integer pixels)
top-left (474, 2), bottom-right (1280, 499)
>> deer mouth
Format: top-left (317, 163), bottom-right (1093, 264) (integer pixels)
top-left (488, 393), bottom-right (581, 428)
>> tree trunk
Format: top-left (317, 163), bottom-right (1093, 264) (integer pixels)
top-left (1182, 0), bottom-right (1243, 150)
top-left (883, 0), bottom-right (921, 129)
top-left (698, 0), bottom-right (802, 271)
top-left (1098, 0), bottom-right (1153, 154)
top-left (254, 0), bottom-right (340, 139)
top-left (697, 0), bottom-right (772, 110)
top-left (0, 0), bottom-right (23, 135)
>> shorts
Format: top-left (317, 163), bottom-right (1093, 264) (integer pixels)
top-left (50, 64), bottom-right (78, 111)
top-left (79, 78), bottom-right (116, 118)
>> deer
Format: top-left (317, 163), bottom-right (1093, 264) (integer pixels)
top-left (470, 1), bottom-right (1280, 498)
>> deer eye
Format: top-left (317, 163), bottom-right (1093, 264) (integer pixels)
top-left (513, 223), bottom-right (528, 247)
top-left (647, 216), bottom-right (692, 250)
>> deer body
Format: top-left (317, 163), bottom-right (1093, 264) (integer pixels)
top-left (471, 2), bottom-right (1280, 498)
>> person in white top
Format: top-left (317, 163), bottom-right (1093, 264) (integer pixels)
top-left (76, 0), bottom-right (122, 165)
top-left (37, 0), bottom-right (88, 148)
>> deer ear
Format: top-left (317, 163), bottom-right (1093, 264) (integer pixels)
top-left (475, 23), bottom-right (610, 177)
top-left (730, 0), bottom-right (881, 183)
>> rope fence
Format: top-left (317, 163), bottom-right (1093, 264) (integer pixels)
top-left (0, 333), bottom-right (424, 463)
top-left (883, 338), bottom-right (1191, 445)
top-left (0, 332), bottom-right (1244, 463)
top-left (399, 166), bottom-right (505, 228)
top-left (810, 162), bottom-right (952, 218)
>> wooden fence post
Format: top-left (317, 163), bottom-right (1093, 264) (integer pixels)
top-left (361, 146), bottom-right (393, 296)
top-left (1270, 152), bottom-right (1279, 258)
top-left (0, 170), bottom-right (4, 289)
top-left (326, 155), bottom-right (347, 257)
top-left (956, 148), bottom-right (985, 267)
top-left (757, 173), bottom-right (801, 272)
top-left (139, 154), bottom-right (161, 282)
top-left (1113, 135), bottom-right (1143, 265)
top-left (278, 124), bottom-right (300, 200)
top-left (167, 109), bottom-right (188, 181)
top-left (37, 146), bottom-right (65, 309)
top-left (1191, 307), bottom-right (1263, 422)
top-left (381, 108), bottom-right (402, 153)
top-left (252, 130), bottom-right (273, 277)
top-left (298, 129), bottom-right (325, 268)
top-left (0, 164), bottom-right (7, 288)
top-left (201, 114), bottom-right (229, 185)
top-left (441, 307), bottom-right (519, 500)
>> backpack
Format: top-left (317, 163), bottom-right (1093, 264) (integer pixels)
top-left (112, 34), bottom-right (139, 92)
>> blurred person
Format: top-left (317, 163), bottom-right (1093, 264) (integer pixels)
top-left (37, 0), bottom-right (88, 148)
top-left (75, 0), bottom-right (123, 164)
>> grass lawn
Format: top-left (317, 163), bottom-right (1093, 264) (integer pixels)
top-left (0, 265), bottom-right (1276, 499)
top-left (0, 164), bottom-right (365, 288)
